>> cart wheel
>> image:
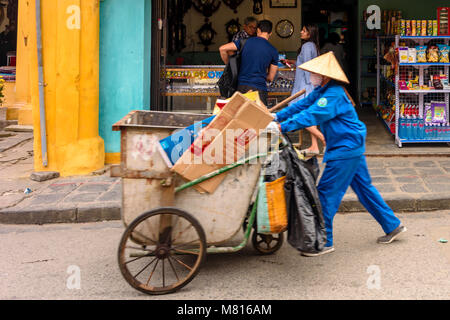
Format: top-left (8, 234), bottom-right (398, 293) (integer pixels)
top-left (252, 231), bottom-right (284, 255)
top-left (118, 208), bottom-right (206, 295)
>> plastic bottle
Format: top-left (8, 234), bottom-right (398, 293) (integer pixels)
top-left (424, 123), bottom-right (430, 140)
top-left (436, 123), bottom-right (442, 141)
top-left (418, 118), bottom-right (425, 140)
top-left (411, 113), bottom-right (418, 140)
top-left (432, 123), bottom-right (438, 140)
top-left (398, 114), bottom-right (405, 139)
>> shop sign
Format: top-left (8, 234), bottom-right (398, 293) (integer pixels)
top-left (162, 70), bottom-right (224, 80)
top-left (366, 5), bottom-right (381, 30)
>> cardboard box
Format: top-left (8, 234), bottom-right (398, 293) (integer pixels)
top-left (172, 92), bottom-right (274, 193)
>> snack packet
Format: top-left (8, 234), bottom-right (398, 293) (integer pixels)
top-left (421, 20), bottom-right (427, 36)
top-left (399, 47), bottom-right (409, 63)
top-left (427, 46), bottom-right (439, 63)
top-left (427, 20), bottom-right (433, 36)
top-left (406, 20), bottom-right (411, 36)
top-left (424, 103), bottom-right (432, 124)
top-left (416, 46), bottom-right (427, 63)
top-left (438, 44), bottom-right (450, 63)
top-left (411, 20), bottom-right (417, 36)
top-left (431, 102), bottom-right (447, 124)
top-left (408, 48), bottom-right (417, 63)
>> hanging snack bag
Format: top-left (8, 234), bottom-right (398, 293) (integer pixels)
top-left (400, 20), bottom-right (406, 36)
top-left (416, 46), bottom-right (427, 63)
top-left (427, 45), bottom-right (439, 62)
top-left (431, 102), bottom-right (447, 124)
top-left (421, 20), bottom-right (427, 36)
top-left (427, 20), bottom-right (433, 36)
top-left (425, 103), bottom-right (433, 124)
top-left (411, 20), bottom-right (417, 36)
top-left (399, 47), bottom-right (409, 63)
top-left (415, 20), bottom-right (421, 36)
top-left (438, 44), bottom-right (450, 63)
top-left (408, 48), bottom-right (417, 63)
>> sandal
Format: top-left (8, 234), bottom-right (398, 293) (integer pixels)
top-left (298, 149), bottom-right (320, 156)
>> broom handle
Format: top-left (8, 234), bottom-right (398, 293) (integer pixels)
top-left (269, 89), bottom-right (306, 113)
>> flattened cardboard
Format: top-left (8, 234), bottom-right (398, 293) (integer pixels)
top-left (172, 91), bottom-right (274, 193)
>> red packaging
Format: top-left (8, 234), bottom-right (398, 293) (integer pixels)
top-left (438, 7), bottom-right (450, 35)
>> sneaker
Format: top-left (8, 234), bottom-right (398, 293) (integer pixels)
top-left (301, 246), bottom-right (335, 257)
top-left (377, 225), bottom-right (407, 244)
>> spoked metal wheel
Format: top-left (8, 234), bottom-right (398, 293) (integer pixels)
top-left (252, 231), bottom-right (284, 255)
top-left (118, 208), bottom-right (206, 295)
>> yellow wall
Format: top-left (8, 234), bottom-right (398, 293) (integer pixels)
top-left (14, 0), bottom-right (33, 125)
top-left (23, 0), bottom-right (104, 176)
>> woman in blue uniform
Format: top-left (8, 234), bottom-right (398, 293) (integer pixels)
top-left (275, 52), bottom-right (407, 257)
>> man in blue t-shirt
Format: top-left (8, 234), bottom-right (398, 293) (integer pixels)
top-left (219, 20), bottom-right (279, 106)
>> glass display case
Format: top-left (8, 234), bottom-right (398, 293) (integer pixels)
top-left (162, 65), bottom-right (295, 112)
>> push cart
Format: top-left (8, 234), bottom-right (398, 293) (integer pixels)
top-left (112, 110), bottom-right (285, 295)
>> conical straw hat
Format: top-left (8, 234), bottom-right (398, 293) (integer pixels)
top-left (298, 51), bottom-right (349, 84)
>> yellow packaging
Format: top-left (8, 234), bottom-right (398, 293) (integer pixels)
top-left (406, 20), bottom-right (411, 36)
top-left (428, 20), bottom-right (433, 36)
top-left (421, 20), bottom-right (427, 36)
top-left (411, 20), bottom-right (416, 36)
top-left (433, 20), bottom-right (438, 36)
top-left (265, 176), bottom-right (288, 234)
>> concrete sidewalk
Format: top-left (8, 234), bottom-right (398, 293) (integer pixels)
top-left (0, 129), bottom-right (450, 225)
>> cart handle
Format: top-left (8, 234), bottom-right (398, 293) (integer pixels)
top-left (269, 89), bottom-right (306, 113)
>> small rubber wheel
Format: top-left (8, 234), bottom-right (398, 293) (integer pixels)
top-left (118, 208), bottom-right (206, 295)
top-left (252, 231), bottom-right (284, 255)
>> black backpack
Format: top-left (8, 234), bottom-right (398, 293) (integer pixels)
top-left (217, 39), bottom-right (248, 99)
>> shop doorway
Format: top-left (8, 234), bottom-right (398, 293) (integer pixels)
top-left (0, 0), bottom-right (17, 68)
top-left (301, 0), bottom-right (358, 102)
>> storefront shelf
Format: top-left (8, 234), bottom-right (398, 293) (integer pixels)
top-left (399, 63), bottom-right (450, 66)
top-left (400, 36), bottom-right (450, 40)
top-left (399, 139), bottom-right (450, 143)
top-left (399, 90), bottom-right (450, 94)
top-left (163, 92), bottom-right (291, 97)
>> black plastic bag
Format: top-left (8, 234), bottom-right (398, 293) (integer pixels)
top-left (280, 140), bottom-right (327, 254)
top-left (217, 39), bottom-right (247, 98)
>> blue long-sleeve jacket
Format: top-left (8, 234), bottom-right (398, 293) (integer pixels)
top-left (276, 81), bottom-right (367, 163)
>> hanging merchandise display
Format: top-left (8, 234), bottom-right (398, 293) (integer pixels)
top-left (167, 0), bottom-right (191, 54)
top-left (192, 0), bottom-right (221, 22)
top-left (222, 0), bottom-right (244, 14)
top-left (253, 0), bottom-right (263, 15)
top-left (275, 19), bottom-right (295, 39)
top-left (438, 7), bottom-right (450, 36)
top-left (393, 35), bottom-right (450, 147)
top-left (373, 7), bottom-right (450, 146)
top-left (225, 18), bottom-right (241, 42)
top-left (197, 22), bottom-right (217, 52)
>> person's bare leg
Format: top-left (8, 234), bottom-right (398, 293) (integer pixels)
top-left (302, 126), bottom-right (325, 153)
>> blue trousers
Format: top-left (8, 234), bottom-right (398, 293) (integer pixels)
top-left (317, 155), bottom-right (401, 247)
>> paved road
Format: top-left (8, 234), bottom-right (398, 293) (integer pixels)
top-left (1, 211), bottom-right (449, 300)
